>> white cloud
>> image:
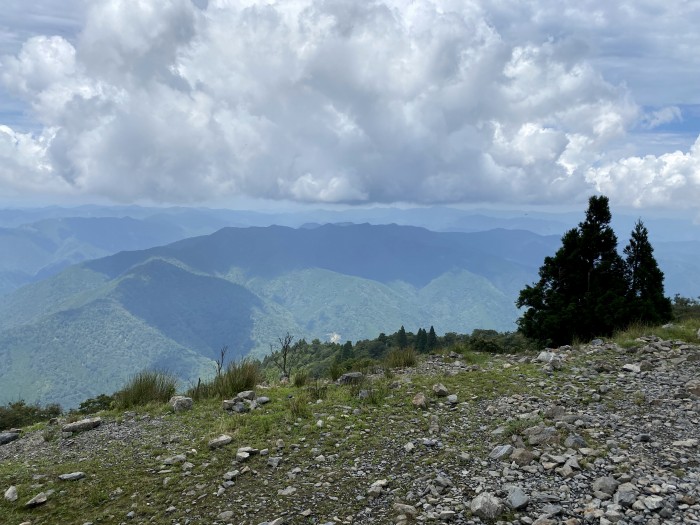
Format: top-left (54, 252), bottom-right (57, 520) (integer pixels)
top-left (640, 106), bottom-right (682, 130)
top-left (0, 0), bottom-right (698, 207)
top-left (587, 136), bottom-right (700, 207)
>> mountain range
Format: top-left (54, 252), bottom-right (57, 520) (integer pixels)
top-left (0, 223), bottom-right (561, 408)
top-left (0, 203), bottom-right (697, 409)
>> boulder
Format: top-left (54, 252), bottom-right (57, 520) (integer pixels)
top-left (169, 396), bottom-right (193, 412)
top-left (62, 417), bottom-right (101, 433)
top-left (614, 482), bottom-right (638, 507)
top-left (0, 432), bottom-right (20, 446)
top-left (25, 492), bottom-right (47, 508)
top-left (489, 444), bottom-right (514, 460)
top-left (506, 485), bottom-right (529, 510)
top-left (510, 448), bottom-right (535, 466)
top-left (4, 485), bottom-right (17, 502)
top-left (592, 476), bottom-right (619, 496)
top-left (470, 492), bottom-right (503, 520)
top-left (237, 390), bottom-right (256, 400)
top-left (524, 425), bottom-right (559, 445)
top-left (208, 434), bottom-right (233, 449)
top-left (338, 372), bottom-right (364, 384)
top-left (686, 379), bottom-right (700, 397)
top-left (432, 383), bottom-right (449, 397)
top-left (412, 393), bottom-right (427, 409)
top-left (58, 472), bottom-right (86, 481)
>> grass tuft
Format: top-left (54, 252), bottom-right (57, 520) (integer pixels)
top-left (287, 394), bottom-right (311, 419)
top-left (114, 370), bottom-right (177, 409)
top-left (188, 360), bottom-right (261, 400)
top-left (384, 347), bottom-right (418, 368)
top-left (292, 369), bottom-right (309, 388)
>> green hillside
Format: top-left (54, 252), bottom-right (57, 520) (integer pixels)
top-left (0, 224), bottom-right (551, 408)
top-left (0, 298), bottom-right (212, 408)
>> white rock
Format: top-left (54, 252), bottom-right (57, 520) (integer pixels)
top-left (470, 492), bottom-right (503, 520)
top-left (208, 434), bottom-right (232, 449)
top-left (4, 485), bottom-right (17, 502)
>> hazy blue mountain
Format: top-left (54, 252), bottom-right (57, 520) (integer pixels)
top-left (0, 216), bottom-right (188, 295)
top-left (0, 224), bottom-right (562, 408)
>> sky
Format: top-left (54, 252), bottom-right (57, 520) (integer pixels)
top-left (1, 0), bottom-right (699, 212)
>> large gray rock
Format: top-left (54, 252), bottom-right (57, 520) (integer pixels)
top-left (592, 476), bottom-right (619, 496)
top-left (338, 372), bottom-right (364, 384)
top-left (208, 434), bottom-right (232, 449)
top-left (58, 472), bottom-right (86, 481)
top-left (62, 417), bottom-right (101, 433)
top-left (564, 433), bottom-right (587, 449)
top-left (237, 390), bottom-right (256, 400)
top-left (489, 444), bottom-right (514, 460)
top-left (524, 425), bottom-right (559, 445)
top-left (506, 485), bottom-right (529, 510)
top-left (25, 492), bottom-right (47, 508)
top-left (412, 393), bottom-right (427, 409)
top-left (470, 492), bottom-right (503, 520)
top-left (614, 482), bottom-right (638, 507)
top-left (432, 383), bottom-right (449, 397)
top-left (4, 485), bottom-right (17, 502)
top-left (0, 432), bottom-right (20, 445)
top-left (510, 448), bottom-right (535, 466)
top-left (169, 396), bottom-right (193, 412)
top-left (686, 379), bottom-right (700, 397)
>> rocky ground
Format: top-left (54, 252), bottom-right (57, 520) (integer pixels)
top-left (1, 335), bottom-right (699, 525)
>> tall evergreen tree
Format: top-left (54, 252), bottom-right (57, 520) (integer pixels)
top-left (341, 341), bottom-right (353, 360)
top-left (623, 220), bottom-right (672, 324)
top-left (415, 328), bottom-right (428, 353)
top-left (396, 325), bottom-right (408, 349)
top-left (517, 196), bottom-right (628, 346)
top-left (427, 326), bottom-right (437, 351)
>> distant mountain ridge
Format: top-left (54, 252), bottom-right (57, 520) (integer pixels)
top-left (0, 223), bottom-right (561, 408)
top-left (1, 205), bottom-right (697, 298)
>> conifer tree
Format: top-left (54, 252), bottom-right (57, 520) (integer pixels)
top-left (396, 325), bottom-right (408, 349)
top-left (623, 220), bottom-right (672, 324)
top-left (517, 196), bottom-right (628, 346)
top-left (427, 326), bottom-right (437, 351)
top-left (416, 328), bottom-right (428, 353)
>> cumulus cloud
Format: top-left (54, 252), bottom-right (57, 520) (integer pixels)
top-left (0, 0), bottom-right (698, 206)
top-left (587, 137), bottom-right (700, 207)
top-left (640, 106), bottom-right (682, 130)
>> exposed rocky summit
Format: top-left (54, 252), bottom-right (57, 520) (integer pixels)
top-left (1, 335), bottom-right (698, 524)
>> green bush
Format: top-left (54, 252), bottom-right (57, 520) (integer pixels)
top-left (306, 380), bottom-right (328, 401)
top-left (384, 347), bottom-right (417, 368)
top-left (187, 360), bottom-right (261, 401)
top-left (77, 394), bottom-right (115, 414)
top-left (114, 370), bottom-right (177, 409)
top-left (328, 361), bottom-right (344, 381)
top-left (672, 295), bottom-right (700, 321)
top-left (0, 400), bottom-right (61, 430)
top-left (287, 394), bottom-right (311, 419)
top-left (467, 330), bottom-right (534, 354)
top-left (292, 369), bottom-right (309, 388)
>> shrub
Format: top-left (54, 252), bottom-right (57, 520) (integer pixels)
top-left (77, 394), bottom-right (115, 414)
top-left (292, 369), bottom-right (309, 388)
top-left (0, 400), bottom-right (61, 430)
top-left (287, 394), bottom-right (311, 419)
top-left (467, 330), bottom-right (535, 354)
top-left (114, 370), bottom-right (177, 409)
top-left (363, 382), bottom-right (389, 405)
top-left (384, 347), bottom-right (417, 368)
top-left (328, 361), bottom-right (344, 381)
top-left (306, 380), bottom-right (328, 401)
top-left (214, 360), bottom-right (261, 399)
top-left (187, 360), bottom-right (261, 401)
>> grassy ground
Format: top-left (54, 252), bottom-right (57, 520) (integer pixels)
top-left (0, 351), bottom-right (548, 525)
top-left (2, 319), bottom-right (697, 524)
